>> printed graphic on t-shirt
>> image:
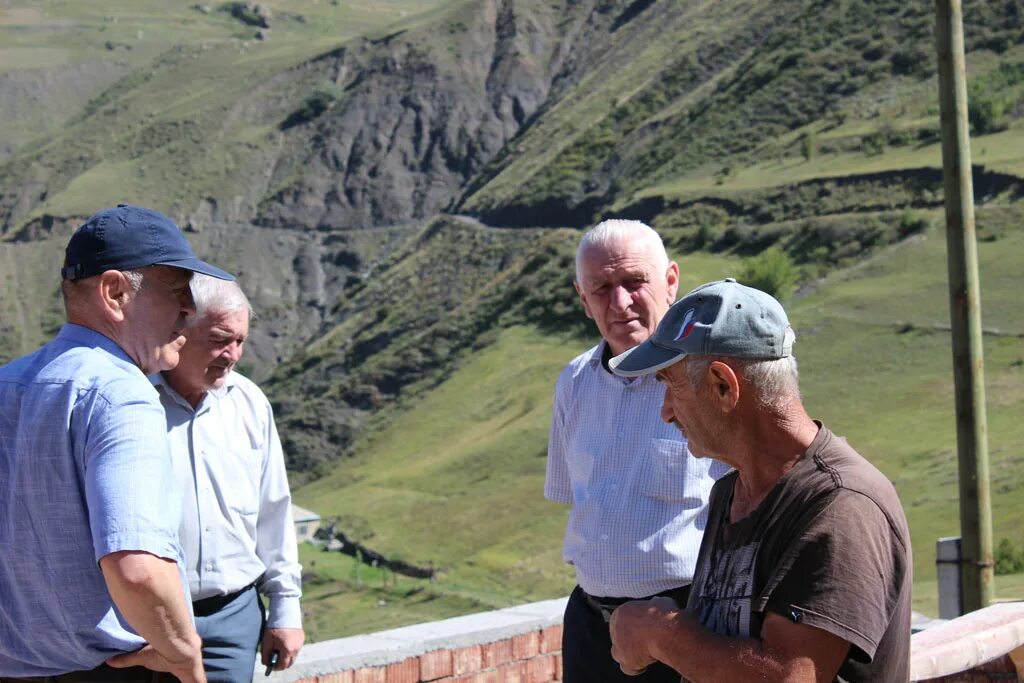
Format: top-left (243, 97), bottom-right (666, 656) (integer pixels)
top-left (690, 541), bottom-right (759, 638)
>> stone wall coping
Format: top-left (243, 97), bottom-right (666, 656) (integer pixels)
top-left (269, 597), bottom-right (569, 682)
top-left (910, 600), bottom-right (1024, 680)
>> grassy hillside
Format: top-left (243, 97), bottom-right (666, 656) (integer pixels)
top-left (0, 0), bottom-right (454, 230)
top-left (2, 0), bottom-right (1024, 644)
top-left (294, 205), bottom-right (1024, 639)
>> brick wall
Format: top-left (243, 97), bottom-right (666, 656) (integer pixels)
top-left (291, 627), bottom-right (562, 683)
top-left (272, 598), bottom-right (567, 683)
top-left (264, 596), bottom-right (1024, 683)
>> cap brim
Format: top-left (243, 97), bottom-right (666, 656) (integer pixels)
top-left (158, 258), bottom-right (234, 281)
top-left (609, 340), bottom-right (688, 377)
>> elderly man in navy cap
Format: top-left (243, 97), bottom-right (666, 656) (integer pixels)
top-left (0, 205), bottom-right (232, 683)
top-left (606, 279), bottom-right (912, 683)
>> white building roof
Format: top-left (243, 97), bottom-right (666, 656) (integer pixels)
top-left (291, 504), bottom-right (321, 523)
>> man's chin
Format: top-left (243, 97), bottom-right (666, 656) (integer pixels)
top-left (207, 368), bottom-right (232, 387)
top-left (610, 332), bottom-right (652, 354)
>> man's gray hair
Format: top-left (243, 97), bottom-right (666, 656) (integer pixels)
top-left (575, 219), bottom-right (670, 283)
top-left (190, 273), bottom-right (254, 322)
top-left (686, 354), bottom-right (801, 410)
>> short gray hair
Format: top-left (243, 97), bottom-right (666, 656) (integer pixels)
top-left (122, 269), bottom-right (145, 292)
top-left (190, 273), bottom-right (253, 323)
top-left (685, 354), bottom-right (801, 410)
top-left (576, 219), bottom-right (669, 283)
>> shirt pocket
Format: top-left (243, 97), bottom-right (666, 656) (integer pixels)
top-left (218, 445), bottom-right (262, 517)
top-left (641, 437), bottom-right (696, 502)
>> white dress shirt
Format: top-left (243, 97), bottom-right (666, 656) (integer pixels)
top-left (153, 371), bottom-right (302, 629)
top-left (545, 342), bottom-right (730, 598)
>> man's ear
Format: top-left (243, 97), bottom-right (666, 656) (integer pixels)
top-left (97, 270), bottom-right (132, 323)
top-left (574, 280), bottom-right (595, 320)
top-left (707, 360), bottom-right (740, 412)
top-left (665, 261), bottom-right (680, 303)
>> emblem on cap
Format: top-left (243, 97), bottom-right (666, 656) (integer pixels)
top-left (674, 308), bottom-right (698, 341)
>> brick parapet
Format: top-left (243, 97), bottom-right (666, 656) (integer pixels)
top-left (274, 598), bottom-right (566, 683)
top-left (260, 596), bottom-right (1024, 683)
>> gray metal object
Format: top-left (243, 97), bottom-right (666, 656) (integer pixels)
top-left (937, 537), bottom-right (964, 619)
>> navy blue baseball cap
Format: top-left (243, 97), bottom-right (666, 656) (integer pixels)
top-left (61, 204), bottom-right (233, 281)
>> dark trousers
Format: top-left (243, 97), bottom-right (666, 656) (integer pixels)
top-left (0, 665), bottom-right (175, 683)
top-left (561, 584), bottom-right (691, 683)
top-left (193, 585), bottom-right (265, 683)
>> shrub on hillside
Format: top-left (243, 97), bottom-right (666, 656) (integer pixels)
top-left (995, 537), bottom-right (1024, 575)
top-left (738, 247), bottom-right (799, 301)
top-left (898, 210), bottom-right (929, 238)
top-left (221, 1), bottom-right (271, 28)
top-left (967, 61), bottom-right (1024, 135)
top-left (282, 81), bottom-right (345, 129)
top-left (800, 133), bottom-right (816, 161)
top-left (969, 95), bottom-right (1007, 135)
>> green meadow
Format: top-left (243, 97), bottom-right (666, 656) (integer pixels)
top-left (296, 206), bottom-right (1024, 640)
top-left (4, 0), bottom-right (1024, 645)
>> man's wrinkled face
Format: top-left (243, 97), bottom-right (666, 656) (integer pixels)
top-left (123, 266), bottom-right (195, 374)
top-left (657, 360), bottom-right (722, 460)
top-left (575, 238), bottom-right (679, 356)
top-left (173, 307), bottom-right (250, 395)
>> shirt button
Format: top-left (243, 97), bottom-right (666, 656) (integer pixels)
top-left (617, 431), bottom-right (625, 438)
top-left (205, 564), bottom-right (214, 571)
top-left (204, 526), bottom-right (211, 532)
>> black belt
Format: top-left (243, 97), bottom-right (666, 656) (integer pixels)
top-left (192, 581), bottom-right (257, 617)
top-left (582, 583), bottom-right (691, 622)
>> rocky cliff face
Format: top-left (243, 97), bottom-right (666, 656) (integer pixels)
top-left (253, 0), bottom-right (592, 231)
top-left (2, 0), bottom-right (1022, 476)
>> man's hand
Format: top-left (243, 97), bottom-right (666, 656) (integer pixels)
top-left (262, 628), bottom-right (305, 671)
top-left (107, 643), bottom-right (205, 683)
top-left (609, 596), bottom-right (680, 676)
top-left (99, 551), bottom-right (205, 683)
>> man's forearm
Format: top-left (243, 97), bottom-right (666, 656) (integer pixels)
top-left (100, 551), bottom-right (202, 668)
top-left (646, 616), bottom-right (786, 681)
top-left (611, 600), bottom-right (845, 683)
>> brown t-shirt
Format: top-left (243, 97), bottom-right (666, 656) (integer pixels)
top-left (686, 424), bottom-right (912, 682)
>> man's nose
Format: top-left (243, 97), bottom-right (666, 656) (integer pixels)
top-left (223, 342), bottom-right (243, 363)
top-left (660, 386), bottom-right (674, 424)
top-left (609, 285), bottom-right (632, 312)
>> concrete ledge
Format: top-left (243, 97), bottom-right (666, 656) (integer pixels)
top-left (910, 601), bottom-right (1024, 681)
top-left (270, 597), bottom-right (568, 682)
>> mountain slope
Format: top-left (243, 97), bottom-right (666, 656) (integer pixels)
top-left (2, 0), bottom-right (1024, 640)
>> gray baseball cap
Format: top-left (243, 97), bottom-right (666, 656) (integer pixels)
top-left (610, 278), bottom-right (795, 377)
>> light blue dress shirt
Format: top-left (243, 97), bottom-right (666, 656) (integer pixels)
top-left (0, 324), bottom-right (187, 676)
top-left (153, 372), bottom-right (302, 629)
top-left (545, 341), bottom-right (731, 598)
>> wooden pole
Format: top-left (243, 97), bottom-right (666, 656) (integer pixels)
top-left (934, 0), bottom-right (994, 611)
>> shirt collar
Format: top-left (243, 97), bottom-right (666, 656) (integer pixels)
top-left (586, 339), bottom-right (651, 385)
top-left (57, 323), bottom-right (137, 367)
top-left (151, 370), bottom-right (238, 413)
top-left (584, 339), bottom-right (609, 368)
